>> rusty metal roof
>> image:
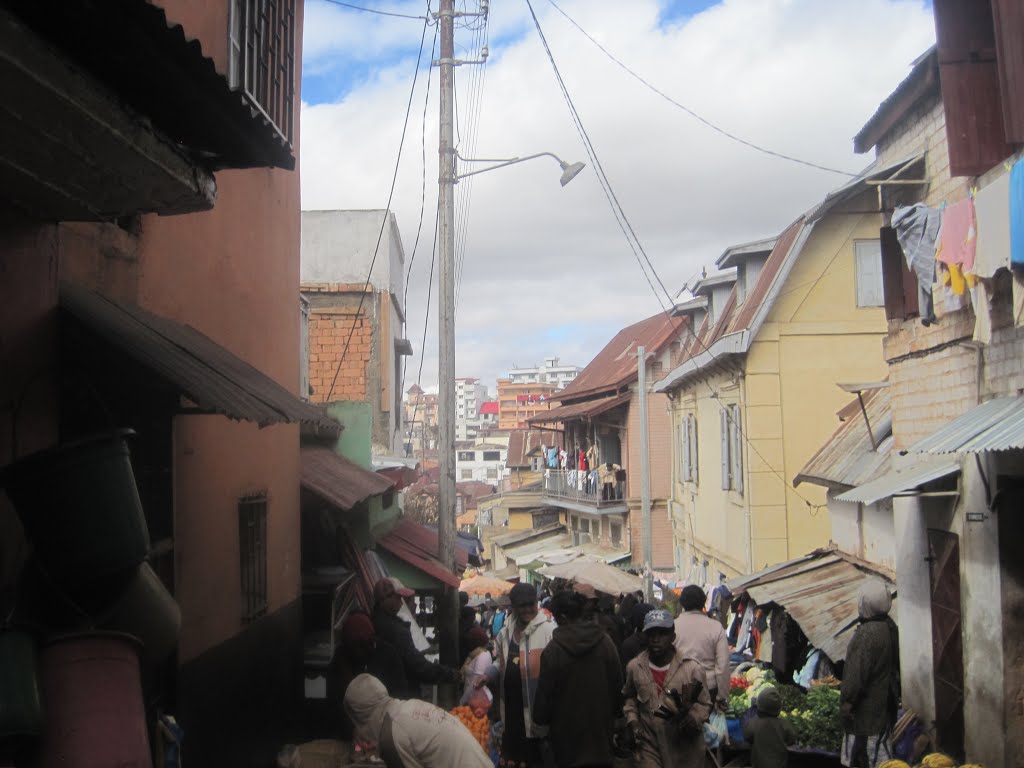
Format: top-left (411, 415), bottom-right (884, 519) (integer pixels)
top-left (527, 393), bottom-right (632, 425)
top-left (727, 549), bottom-right (896, 662)
top-left (794, 387), bottom-right (892, 491)
top-left (908, 395), bottom-right (1024, 454)
top-left (376, 518), bottom-right (464, 588)
top-left (555, 313), bottom-right (687, 401)
top-left (62, 282), bottom-right (340, 434)
top-left (301, 446), bottom-right (393, 511)
top-left (505, 430), bottom-right (562, 467)
top-left (4, 0), bottom-right (294, 170)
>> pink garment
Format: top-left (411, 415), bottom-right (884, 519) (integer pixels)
top-left (937, 198), bottom-right (977, 272)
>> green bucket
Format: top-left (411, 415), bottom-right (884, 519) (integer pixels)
top-left (0, 431), bottom-right (150, 588)
top-left (0, 630), bottom-right (43, 738)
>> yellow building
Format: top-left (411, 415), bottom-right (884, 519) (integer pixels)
top-left (496, 379), bottom-right (557, 429)
top-left (654, 168), bottom-right (903, 577)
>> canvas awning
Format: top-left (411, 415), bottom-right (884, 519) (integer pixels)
top-left (61, 282), bottom-right (339, 434)
top-left (301, 446), bottom-right (394, 511)
top-left (835, 456), bottom-right (960, 505)
top-left (537, 558), bottom-right (641, 597)
top-left (908, 395), bottom-right (1024, 454)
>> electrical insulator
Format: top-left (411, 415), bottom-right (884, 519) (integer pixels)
top-left (481, 46), bottom-right (489, 61)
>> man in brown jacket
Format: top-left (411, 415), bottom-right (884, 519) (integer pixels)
top-left (623, 609), bottom-right (711, 767)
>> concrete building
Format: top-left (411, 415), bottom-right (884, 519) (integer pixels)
top-left (455, 377), bottom-right (488, 440)
top-left (796, 18), bottom-right (1024, 765)
top-left (403, 384), bottom-right (438, 455)
top-left (496, 379), bottom-right (558, 429)
top-left (506, 356), bottom-right (580, 390)
top-left (654, 159), bottom-right (893, 578)
top-left (456, 437), bottom-right (509, 484)
top-left (301, 211), bottom-right (413, 455)
top-left (0, 1), bottom-right (337, 762)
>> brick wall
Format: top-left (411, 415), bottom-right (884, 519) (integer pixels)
top-left (628, 500), bottom-right (674, 570)
top-left (307, 307), bottom-right (371, 403)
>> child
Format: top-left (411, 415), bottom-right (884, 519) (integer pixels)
top-left (743, 687), bottom-right (796, 768)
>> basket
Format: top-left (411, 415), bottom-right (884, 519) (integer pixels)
top-left (279, 740), bottom-right (353, 768)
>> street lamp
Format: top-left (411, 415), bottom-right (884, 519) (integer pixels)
top-left (455, 151), bottom-right (587, 187)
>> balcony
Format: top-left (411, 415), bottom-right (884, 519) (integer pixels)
top-left (542, 469), bottom-right (628, 515)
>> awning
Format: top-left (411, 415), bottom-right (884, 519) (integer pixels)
top-left (537, 558), bottom-right (642, 597)
top-left (375, 518), bottom-right (465, 589)
top-left (835, 456), bottom-right (960, 505)
top-left (908, 395), bottom-right (1024, 454)
top-left (527, 393), bottom-right (631, 425)
top-left (301, 446), bottom-right (394, 511)
top-left (725, 549), bottom-right (895, 662)
top-left (61, 282), bottom-right (339, 434)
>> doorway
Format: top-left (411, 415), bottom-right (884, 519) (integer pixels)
top-left (927, 528), bottom-right (964, 761)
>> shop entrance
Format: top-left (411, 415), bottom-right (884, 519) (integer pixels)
top-left (927, 528), bottom-right (964, 761)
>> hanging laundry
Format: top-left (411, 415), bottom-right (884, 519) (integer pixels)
top-left (794, 648), bottom-right (822, 689)
top-left (892, 204), bottom-right (941, 324)
top-left (936, 197), bottom-right (977, 273)
top-left (1010, 158), bottom-right (1024, 268)
top-left (1014, 271), bottom-right (1024, 328)
top-left (971, 280), bottom-right (993, 344)
top-left (974, 172), bottom-right (1011, 278)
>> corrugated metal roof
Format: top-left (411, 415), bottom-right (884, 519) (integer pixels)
top-left (376, 518), bottom-right (465, 588)
top-left (62, 282), bottom-right (341, 434)
top-left (301, 446), bottom-right (394, 510)
top-left (505, 430), bottom-right (562, 467)
top-left (554, 313), bottom-right (687, 401)
top-left (728, 550), bottom-right (896, 662)
top-left (527, 393), bottom-right (632, 425)
top-left (794, 387), bottom-right (892, 490)
top-left (6, 0), bottom-right (294, 169)
top-left (835, 456), bottom-right (959, 505)
top-left (908, 395), bottom-right (1024, 454)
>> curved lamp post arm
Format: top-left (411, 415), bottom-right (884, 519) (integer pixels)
top-left (455, 151), bottom-right (586, 187)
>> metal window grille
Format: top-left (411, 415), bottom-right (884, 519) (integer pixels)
top-left (238, 494), bottom-right (268, 622)
top-left (229, 0), bottom-right (295, 145)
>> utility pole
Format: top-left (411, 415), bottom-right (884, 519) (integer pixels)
top-left (436, 0), bottom-right (459, 669)
top-left (637, 345), bottom-right (653, 602)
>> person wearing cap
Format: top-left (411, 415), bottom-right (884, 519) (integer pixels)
top-left (532, 589), bottom-right (623, 768)
top-left (480, 581), bottom-right (556, 768)
top-left (623, 608), bottom-right (711, 767)
top-left (743, 687), bottom-right (796, 768)
top-left (673, 584), bottom-right (730, 710)
top-left (371, 576), bottom-right (459, 699)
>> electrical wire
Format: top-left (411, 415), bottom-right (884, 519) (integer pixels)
top-left (326, 5), bottom-right (432, 400)
top-left (320, 0), bottom-right (429, 21)
top-left (544, 0), bottom-right (859, 178)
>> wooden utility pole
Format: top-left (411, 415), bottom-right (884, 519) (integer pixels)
top-left (637, 345), bottom-right (653, 601)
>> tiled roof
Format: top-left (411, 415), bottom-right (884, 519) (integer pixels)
top-left (479, 401), bottom-right (499, 415)
top-left (301, 446), bottom-right (395, 511)
top-left (555, 312), bottom-right (687, 401)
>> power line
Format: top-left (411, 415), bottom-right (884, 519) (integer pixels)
top-left (544, 0), bottom-right (859, 178)
top-left (326, 5), bottom-right (432, 400)
top-left (321, 0), bottom-right (429, 20)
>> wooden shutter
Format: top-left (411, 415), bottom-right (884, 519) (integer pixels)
top-left (992, 0), bottom-right (1024, 142)
top-left (681, 416), bottom-right (692, 482)
top-left (730, 405), bottom-right (744, 496)
top-left (690, 416), bottom-right (699, 486)
top-left (720, 407), bottom-right (731, 490)
top-left (934, 0), bottom-right (1014, 177)
top-left (880, 226), bottom-right (919, 321)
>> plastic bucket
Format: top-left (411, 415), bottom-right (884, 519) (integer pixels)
top-left (0, 630), bottom-right (43, 738)
top-left (37, 632), bottom-right (151, 768)
top-left (98, 563), bottom-right (181, 666)
top-left (0, 431), bottom-right (150, 585)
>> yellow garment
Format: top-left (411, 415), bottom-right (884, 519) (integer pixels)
top-left (947, 263), bottom-right (966, 295)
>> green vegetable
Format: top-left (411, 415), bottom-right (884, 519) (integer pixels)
top-left (781, 685), bottom-right (842, 753)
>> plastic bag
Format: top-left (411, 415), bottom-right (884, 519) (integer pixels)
top-left (704, 711), bottom-right (729, 749)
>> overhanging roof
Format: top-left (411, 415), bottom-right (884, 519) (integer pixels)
top-left (908, 396), bottom-right (1024, 454)
top-left (301, 446), bottom-right (394, 511)
top-left (726, 549), bottom-right (896, 662)
top-left (62, 282), bottom-right (339, 434)
top-left (527, 392), bottom-right (631, 425)
top-left (835, 456), bottom-right (959, 505)
top-left (376, 518), bottom-right (466, 589)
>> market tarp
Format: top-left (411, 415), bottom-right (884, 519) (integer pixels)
top-left (538, 558), bottom-right (641, 596)
top-left (459, 574), bottom-right (515, 597)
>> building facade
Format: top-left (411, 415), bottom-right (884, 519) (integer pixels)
top-left (496, 379), bottom-right (557, 429)
top-left (506, 356), bottom-right (580, 390)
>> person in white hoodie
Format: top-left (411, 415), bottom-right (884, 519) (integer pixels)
top-left (343, 673), bottom-right (491, 768)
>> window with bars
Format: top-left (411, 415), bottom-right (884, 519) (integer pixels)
top-left (229, 0), bottom-right (296, 145)
top-left (238, 494), bottom-right (268, 622)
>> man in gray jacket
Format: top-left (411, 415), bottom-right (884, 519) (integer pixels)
top-left (672, 585), bottom-right (729, 710)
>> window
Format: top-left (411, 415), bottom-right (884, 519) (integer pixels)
top-left (482, 451), bottom-right (501, 461)
top-left (228, 0), bottom-right (296, 144)
top-left (486, 468), bottom-right (498, 479)
top-left (579, 518), bottom-right (591, 534)
top-left (238, 494), bottom-right (268, 622)
top-left (458, 451), bottom-right (475, 462)
top-left (680, 414), bottom-right (698, 483)
top-left (880, 226), bottom-right (920, 321)
top-left (610, 522), bottom-right (623, 548)
top-left (461, 469), bottom-right (473, 480)
top-left (720, 405), bottom-right (743, 494)
top-left (855, 239), bottom-right (884, 307)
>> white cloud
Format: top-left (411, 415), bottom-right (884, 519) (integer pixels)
top-left (300, 0), bottom-right (935, 391)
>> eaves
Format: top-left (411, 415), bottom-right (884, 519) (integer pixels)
top-left (653, 331), bottom-right (748, 393)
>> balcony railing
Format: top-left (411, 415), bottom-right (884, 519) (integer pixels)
top-left (543, 469), bottom-right (626, 508)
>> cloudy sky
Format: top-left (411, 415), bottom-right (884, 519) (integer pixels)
top-left (300, 0), bottom-right (936, 396)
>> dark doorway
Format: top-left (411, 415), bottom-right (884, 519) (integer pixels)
top-left (927, 528), bottom-right (964, 761)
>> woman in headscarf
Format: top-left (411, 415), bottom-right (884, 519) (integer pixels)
top-left (344, 673), bottom-right (492, 768)
top-left (840, 578), bottom-right (900, 768)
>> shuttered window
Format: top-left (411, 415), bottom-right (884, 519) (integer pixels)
top-left (992, 0), bottom-right (1024, 142)
top-left (880, 226), bottom-right (920, 322)
top-left (729, 404), bottom-right (744, 496)
top-left (855, 240), bottom-right (884, 307)
top-left (680, 414), bottom-right (698, 484)
top-left (720, 408), bottom-right (731, 491)
top-left (239, 494), bottom-right (268, 623)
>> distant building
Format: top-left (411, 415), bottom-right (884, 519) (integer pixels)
top-left (456, 437), bottom-right (509, 483)
top-left (496, 379), bottom-right (557, 429)
top-left (455, 377), bottom-right (488, 441)
top-left (404, 384), bottom-right (438, 456)
top-left (507, 356), bottom-right (580, 390)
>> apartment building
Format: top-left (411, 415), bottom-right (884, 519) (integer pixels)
top-left (496, 379), bottom-right (558, 429)
top-left (506, 356), bottom-right (580, 390)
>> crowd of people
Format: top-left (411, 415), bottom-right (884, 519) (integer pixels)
top-left (332, 576), bottom-right (899, 768)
